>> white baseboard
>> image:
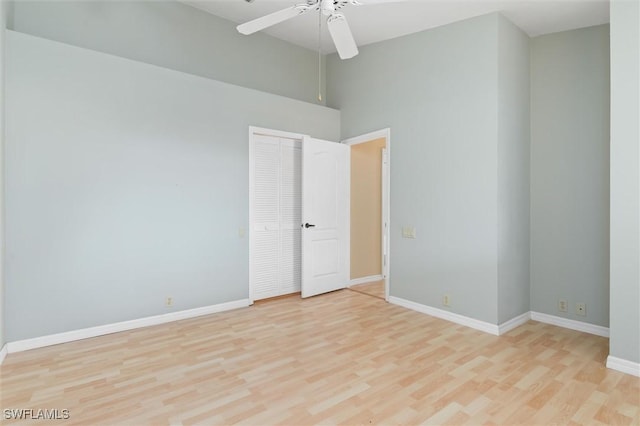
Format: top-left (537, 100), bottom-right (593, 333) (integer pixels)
top-left (388, 296), bottom-right (501, 335)
top-left (0, 343), bottom-right (7, 365)
top-left (606, 356), bottom-right (640, 377)
top-left (6, 299), bottom-right (251, 354)
top-left (349, 275), bottom-right (384, 287)
top-left (530, 311), bottom-right (609, 338)
top-left (498, 311), bottom-right (531, 335)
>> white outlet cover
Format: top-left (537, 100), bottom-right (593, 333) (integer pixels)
top-left (402, 226), bottom-right (417, 239)
top-left (558, 299), bottom-right (568, 312)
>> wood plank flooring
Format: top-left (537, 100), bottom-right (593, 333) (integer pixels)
top-left (350, 281), bottom-right (385, 300)
top-left (1, 290), bottom-right (639, 425)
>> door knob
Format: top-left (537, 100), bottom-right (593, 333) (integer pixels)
top-left (304, 223), bottom-right (316, 228)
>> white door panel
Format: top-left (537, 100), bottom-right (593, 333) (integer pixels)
top-left (302, 137), bottom-right (350, 298)
top-left (250, 132), bottom-right (302, 301)
top-left (279, 139), bottom-right (302, 295)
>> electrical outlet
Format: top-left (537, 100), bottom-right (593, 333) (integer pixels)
top-left (238, 227), bottom-right (245, 238)
top-left (443, 294), bottom-right (451, 307)
top-left (166, 297), bottom-right (173, 307)
top-left (576, 302), bottom-right (586, 316)
top-left (558, 299), bottom-right (568, 313)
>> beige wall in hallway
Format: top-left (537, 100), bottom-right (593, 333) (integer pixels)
top-left (351, 137), bottom-right (386, 279)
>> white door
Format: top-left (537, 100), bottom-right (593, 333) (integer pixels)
top-left (301, 137), bottom-right (350, 298)
top-left (250, 133), bottom-right (302, 301)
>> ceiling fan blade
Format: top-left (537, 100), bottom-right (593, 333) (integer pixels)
top-left (327, 14), bottom-right (359, 60)
top-left (237, 4), bottom-right (311, 35)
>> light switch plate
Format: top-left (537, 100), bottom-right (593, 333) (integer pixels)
top-left (402, 226), bottom-right (416, 239)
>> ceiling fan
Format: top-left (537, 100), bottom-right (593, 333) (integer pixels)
top-left (237, 0), bottom-right (372, 60)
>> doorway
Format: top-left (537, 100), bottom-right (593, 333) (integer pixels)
top-left (343, 129), bottom-right (391, 301)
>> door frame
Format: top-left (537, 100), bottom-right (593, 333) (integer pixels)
top-left (248, 126), bottom-right (307, 305)
top-left (342, 128), bottom-right (391, 301)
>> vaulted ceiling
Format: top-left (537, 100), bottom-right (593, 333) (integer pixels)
top-left (185, 0), bottom-right (609, 54)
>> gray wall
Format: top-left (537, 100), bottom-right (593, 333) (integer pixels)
top-left (609, 0), bottom-right (639, 364)
top-left (530, 25), bottom-right (610, 327)
top-left (0, 0), bottom-right (7, 349)
top-left (496, 16), bottom-right (530, 324)
top-left (8, 1), bottom-right (326, 105)
top-left (5, 31), bottom-right (339, 341)
top-left (328, 14), bottom-right (502, 324)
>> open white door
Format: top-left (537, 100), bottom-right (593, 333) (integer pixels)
top-left (301, 138), bottom-right (350, 298)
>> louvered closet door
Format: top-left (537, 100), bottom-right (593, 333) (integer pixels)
top-left (279, 139), bottom-right (302, 295)
top-left (250, 134), bottom-right (302, 301)
top-left (252, 135), bottom-right (280, 300)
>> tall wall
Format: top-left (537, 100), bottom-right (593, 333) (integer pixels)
top-left (8, 1), bottom-right (326, 105)
top-left (0, 0), bottom-right (8, 350)
top-left (530, 25), bottom-right (610, 327)
top-left (609, 0), bottom-right (639, 366)
top-left (328, 13), bottom-right (530, 325)
top-left (496, 16), bottom-right (530, 324)
top-left (4, 31), bottom-right (339, 341)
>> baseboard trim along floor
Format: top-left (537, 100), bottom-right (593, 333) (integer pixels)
top-left (5, 299), bottom-right (251, 355)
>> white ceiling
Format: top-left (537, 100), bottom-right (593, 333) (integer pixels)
top-left (185, 0), bottom-right (609, 54)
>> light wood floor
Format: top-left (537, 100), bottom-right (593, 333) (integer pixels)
top-left (350, 280), bottom-right (385, 300)
top-left (1, 290), bottom-right (639, 425)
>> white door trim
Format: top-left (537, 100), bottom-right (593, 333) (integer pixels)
top-left (250, 126), bottom-right (308, 141)
top-left (350, 275), bottom-right (384, 287)
top-left (342, 128), bottom-right (391, 302)
top-left (248, 126), bottom-right (307, 304)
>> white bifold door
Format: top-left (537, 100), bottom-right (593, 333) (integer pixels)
top-left (251, 134), bottom-right (302, 300)
top-left (250, 131), bottom-right (350, 301)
